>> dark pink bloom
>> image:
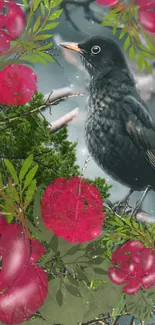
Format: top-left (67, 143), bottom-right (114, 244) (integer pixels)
top-left (0, 64), bottom-right (38, 106)
top-left (108, 240), bottom-right (155, 294)
top-left (41, 177), bottom-right (106, 243)
top-left (0, 214), bottom-right (48, 324)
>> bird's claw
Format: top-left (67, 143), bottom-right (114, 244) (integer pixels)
top-left (112, 200), bottom-right (132, 216)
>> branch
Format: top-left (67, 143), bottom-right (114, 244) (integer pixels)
top-left (0, 87), bottom-right (83, 125)
top-left (105, 200), bottom-right (155, 225)
top-left (48, 107), bottom-right (79, 132)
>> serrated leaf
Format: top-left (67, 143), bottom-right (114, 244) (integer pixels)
top-left (32, 0), bottom-right (40, 11)
top-left (24, 179), bottom-right (36, 209)
top-left (49, 234), bottom-right (59, 252)
top-left (23, 165), bottom-right (38, 191)
top-left (50, 0), bottom-right (63, 8)
top-left (4, 159), bottom-right (19, 185)
top-left (129, 46), bottom-right (135, 61)
top-left (33, 16), bottom-right (41, 33)
top-left (66, 244), bottom-right (81, 255)
top-left (67, 275), bottom-right (79, 287)
top-left (7, 178), bottom-right (20, 202)
top-left (93, 268), bottom-right (108, 275)
top-left (40, 2), bottom-right (45, 15)
top-left (56, 289), bottom-right (63, 307)
top-left (44, 0), bottom-right (49, 8)
top-left (124, 35), bottom-right (130, 51)
top-left (34, 34), bottom-right (53, 40)
top-left (37, 42), bottom-right (53, 51)
top-left (137, 54), bottom-right (144, 71)
top-left (37, 51), bottom-right (55, 62)
top-left (49, 9), bottom-right (63, 20)
top-left (42, 22), bottom-right (59, 30)
top-left (19, 154), bottom-right (34, 182)
top-left (101, 21), bottom-right (115, 27)
top-left (126, 291), bottom-right (153, 321)
top-left (65, 284), bottom-right (82, 297)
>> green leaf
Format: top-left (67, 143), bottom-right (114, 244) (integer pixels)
top-left (93, 268), bottom-right (108, 275)
top-left (49, 9), bottom-right (63, 20)
top-left (3, 59), bottom-right (34, 68)
top-left (32, 0), bottom-right (40, 11)
top-left (49, 234), bottom-right (59, 252)
top-left (65, 284), bottom-right (82, 298)
top-left (144, 60), bottom-right (152, 74)
top-left (56, 289), bottom-right (63, 307)
top-left (124, 35), bottom-right (130, 51)
top-left (140, 51), bottom-right (154, 59)
top-left (126, 291), bottom-right (153, 321)
top-left (88, 257), bottom-right (104, 265)
top-left (67, 275), bottom-right (79, 287)
top-left (23, 165), bottom-right (38, 191)
top-left (7, 178), bottom-right (20, 202)
top-left (119, 28), bottom-right (126, 40)
top-left (50, 0), bottom-right (63, 8)
top-left (129, 46), bottom-right (135, 61)
top-left (40, 2), bottom-right (45, 15)
top-left (66, 244), bottom-right (81, 255)
top-left (0, 173), bottom-right (3, 190)
top-left (37, 51), bottom-right (55, 62)
top-left (44, 0), bottom-right (49, 8)
top-left (74, 267), bottom-right (89, 282)
top-left (4, 159), bottom-right (19, 185)
top-left (36, 42), bottom-right (53, 51)
top-left (112, 23), bottom-right (118, 35)
top-left (42, 22), bottom-right (59, 30)
top-left (33, 16), bottom-right (41, 33)
top-left (23, 54), bottom-right (47, 64)
top-left (24, 179), bottom-right (36, 209)
top-left (34, 34), bottom-right (53, 40)
top-left (137, 54), bottom-right (144, 71)
top-left (19, 154), bottom-right (34, 182)
top-left (22, 0), bottom-right (28, 8)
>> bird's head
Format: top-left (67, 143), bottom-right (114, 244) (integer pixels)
top-left (60, 36), bottom-right (128, 77)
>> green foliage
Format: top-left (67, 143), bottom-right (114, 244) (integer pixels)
top-left (101, 5), bottom-right (154, 74)
top-left (0, 0), bottom-right (63, 67)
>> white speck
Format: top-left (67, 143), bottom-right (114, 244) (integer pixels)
top-left (76, 75), bottom-right (79, 79)
top-left (70, 84), bottom-right (74, 87)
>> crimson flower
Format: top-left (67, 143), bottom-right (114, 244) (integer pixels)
top-left (108, 240), bottom-right (155, 295)
top-left (0, 1), bottom-right (26, 54)
top-left (0, 213), bottom-right (48, 325)
top-left (41, 177), bottom-right (106, 243)
top-left (0, 64), bottom-right (38, 106)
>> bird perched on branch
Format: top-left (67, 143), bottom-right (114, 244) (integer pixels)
top-left (60, 36), bottom-right (155, 213)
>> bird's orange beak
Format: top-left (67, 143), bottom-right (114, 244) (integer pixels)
top-left (60, 42), bottom-right (82, 53)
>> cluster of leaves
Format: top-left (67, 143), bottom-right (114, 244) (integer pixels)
top-left (101, 2), bottom-right (155, 73)
top-left (0, 0), bottom-right (63, 69)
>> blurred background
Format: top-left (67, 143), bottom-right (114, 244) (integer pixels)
top-left (25, 0), bottom-right (155, 216)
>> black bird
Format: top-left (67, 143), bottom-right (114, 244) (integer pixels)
top-left (60, 36), bottom-right (155, 212)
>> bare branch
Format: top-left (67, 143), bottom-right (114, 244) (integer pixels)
top-left (48, 107), bottom-right (79, 132)
top-left (0, 87), bottom-right (83, 125)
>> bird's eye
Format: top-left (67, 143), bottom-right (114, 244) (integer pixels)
top-left (91, 45), bottom-right (101, 55)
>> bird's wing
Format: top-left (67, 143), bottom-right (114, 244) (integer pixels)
top-left (123, 95), bottom-right (155, 169)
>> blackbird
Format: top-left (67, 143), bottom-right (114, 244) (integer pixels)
top-left (60, 36), bottom-right (155, 210)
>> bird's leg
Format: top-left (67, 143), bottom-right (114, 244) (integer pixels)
top-left (132, 185), bottom-right (152, 216)
top-left (112, 188), bottom-right (134, 214)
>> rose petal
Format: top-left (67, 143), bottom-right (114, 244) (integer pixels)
top-left (29, 239), bottom-right (46, 263)
top-left (0, 264), bottom-right (48, 325)
top-left (108, 266), bottom-right (129, 285)
top-left (123, 279), bottom-right (140, 295)
top-left (140, 265), bottom-right (155, 288)
top-left (0, 223), bottom-right (31, 291)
